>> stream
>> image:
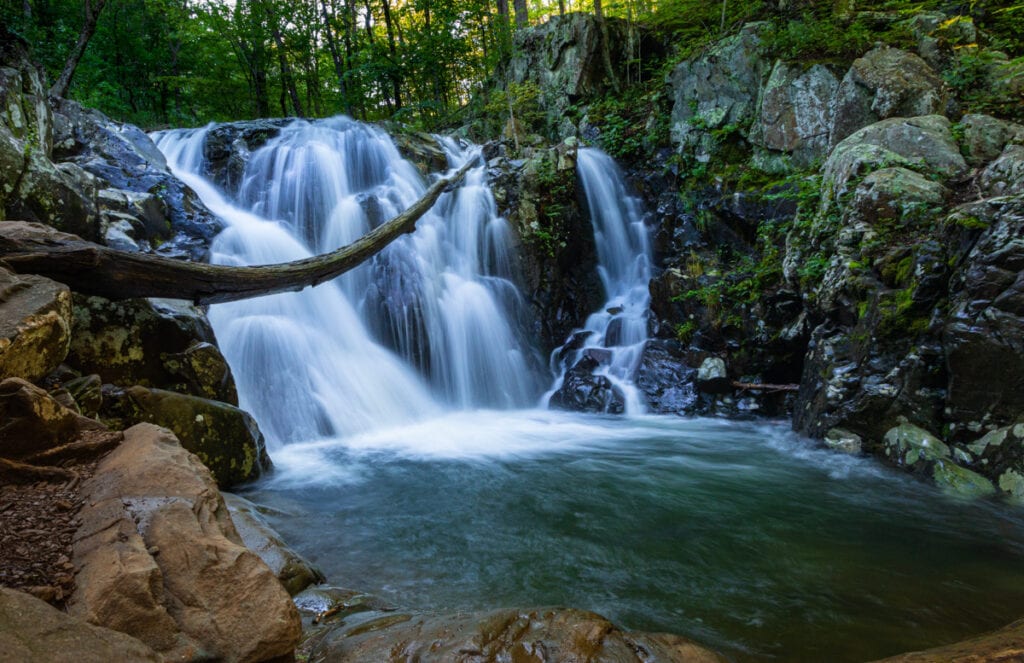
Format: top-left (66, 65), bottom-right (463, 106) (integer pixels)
top-left (155, 118), bottom-right (1024, 662)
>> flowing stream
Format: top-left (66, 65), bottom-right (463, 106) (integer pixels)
top-left (155, 118), bottom-right (1024, 662)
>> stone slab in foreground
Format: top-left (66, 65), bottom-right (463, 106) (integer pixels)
top-left (69, 422), bottom-right (301, 662)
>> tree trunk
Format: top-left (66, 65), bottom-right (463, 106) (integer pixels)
top-left (320, 0), bottom-right (352, 115)
top-left (50, 0), bottom-right (107, 98)
top-left (513, 0), bottom-right (527, 28)
top-left (0, 163), bottom-right (471, 305)
top-left (272, 28), bottom-right (305, 117)
top-left (381, 0), bottom-right (402, 110)
top-left (593, 0), bottom-right (602, 20)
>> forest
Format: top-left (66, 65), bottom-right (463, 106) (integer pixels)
top-left (2, 0), bottom-right (1019, 131)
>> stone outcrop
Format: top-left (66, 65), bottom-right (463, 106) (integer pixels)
top-left (0, 267), bottom-right (72, 382)
top-left (308, 606), bottom-right (725, 662)
top-left (0, 377), bottom-right (105, 459)
top-left (0, 587), bottom-right (160, 663)
top-left (70, 423), bottom-right (301, 662)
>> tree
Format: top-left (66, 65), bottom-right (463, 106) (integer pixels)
top-left (49, 0), bottom-right (107, 97)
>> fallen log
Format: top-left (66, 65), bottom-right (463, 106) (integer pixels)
top-left (0, 161), bottom-right (472, 305)
top-left (731, 380), bottom-right (800, 393)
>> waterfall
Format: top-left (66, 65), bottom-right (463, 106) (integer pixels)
top-left (154, 118), bottom-right (541, 448)
top-left (546, 148), bottom-right (653, 413)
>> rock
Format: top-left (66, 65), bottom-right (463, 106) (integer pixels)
top-left (845, 167), bottom-right (948, 228)
top-left (70, 423), bottom-right (301, 662)
top-left (752, 61), bottom-right (839, 167)
top-left (201, 119), bottom-right (289, 195)
top-left (930, 460), bottom-right (997, 500)
top-left (943, 197), bottom-right (1024, 435)
top-left (979, 144), bottom-right (1024, 197)
top-left (68, 295), bottom-right (238, 405)
top-left (830, 47), bottom-right (947, 147)
top-left (0, 267), bottom-right (72, 382)
top-left (669, 22), bottom-right (768, 160)
top-left (958, 114), bottom-right (1024, 167)
top-left (883, 422), bottom-right (950, 468)
top-left (696, 357), bottom-right (730, 394)
top-left (101, 385), bottom-right (269, 488)
top-left (223, 493), bottom-right (325, 596)
top-left (549, 355), bottom-right (625, 414)
top-left (821, 115), bottom-right (967, 208)
top-left (0, 587), bottom-right (159, 663)
top-left (824, 428), bottom-right (863, 454)
top-left (873, 616), bottom-right (1024, 662)
top-left (0, 377), bottom-right (106, 460)
top-left (391, 130), bottom-right (449, 175)
top-left (309, 606), bottom-right (725, 663)
top-left (966, 423), bottom-right (1024, 502)
top-left (64, 374), bottom-right (103, 419)
top-left (635, 341), bottom-right (699, 414)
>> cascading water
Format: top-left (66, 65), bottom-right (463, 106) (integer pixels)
top-left (154, 118), bottom-right (541, 448)
top-left (546, 147), bottom-right (653, 413)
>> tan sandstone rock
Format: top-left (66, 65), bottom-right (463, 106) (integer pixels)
top-left (70, 423), bottom-right (301, 662)
top-left (0, 377), bottom-right (105, 459)
top-left (0, 266), bottom-right (72, 382)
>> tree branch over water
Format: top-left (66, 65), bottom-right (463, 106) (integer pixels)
top-left (0, 162), bottom-right (472, 305)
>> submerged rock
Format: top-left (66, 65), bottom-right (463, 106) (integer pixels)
top-left (223, 493), bottom-right (325, 596)
top-left (309, 606), bottom-right (725, 662)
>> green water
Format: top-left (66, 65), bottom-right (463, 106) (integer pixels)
top-left (244, 411), bottom-right (1024, 661)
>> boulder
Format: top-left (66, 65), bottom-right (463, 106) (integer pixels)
top-left (201, 119), bottom-right (289, 195)
top-left (966, 423), bottom-right (1024, 503)
top-left (979, 144), bottom-right (1024, 197)
top-left (824, 428), bottom-right (863, 455)
top-left (101, 385), bottom-right (269, 488)
top-left (752, 61), bottom-right (839, 166)
top-left (830, 47), bottom-right (947, 147)
top-left (669, 23), bottom-right (768, 160)
top-left (696, 357), bottom-right (730, 394)
top-left (68, 294), bottom-right (237, 404)
top-left (310, 606), bottom-right (725, 662)
top-left (0, 377), bottom-right (106, 460)
top-left (958, 114), bottom-right (1024, 167)
top-left (70, 423), bottom-right (301, 662)
top-left (882, 422), bottom-right (950, 469)
top-left (223, 492), bottom-right (325, 596)
top-left (821, 115), bottom-right (967, 210)
top-left (0, 267), bottom-right (72, 382)
top-left (64, 373), bottom-right (103, 419)
top-left (0, 587), bottom-right (159, 663)
top-left (930, 459), bottom-right (997, 500)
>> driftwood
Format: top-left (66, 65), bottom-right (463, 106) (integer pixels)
top-left (0, 161), bottom-right (471, 305)
top-left (731, 380), bottom-right (799, 393)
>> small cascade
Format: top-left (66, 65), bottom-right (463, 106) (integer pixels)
top-left (546, 148), bottom-right (652, 414)
top-left (155, 118), bottom-right (541, 448)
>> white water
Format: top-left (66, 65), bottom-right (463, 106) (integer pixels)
top-left (154, 118), bottom-right (541, 449)
top-left (546, 148), bottom-right (653, 412)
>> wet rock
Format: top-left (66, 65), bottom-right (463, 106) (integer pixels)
top-left (943, 197), bottom-right (1024, 436)
top-left (883, 422), bottom-right (950, 469)
top-left (0, 378), bottom-right (106, 460)
top-left (0, 587), bottom-right (159, 663)
top-left (824, 428), bottom-right (863, 455)
top-left (873, 615), bottom-right (1024, 662)
top-left (309, 606), bottom-right (725, 662)
top-left (71, 423), bottom-right (301, 662)
top-left (223, 493), bottom-right (325, 596)
top-left (0, 267), bottom-right (72, 382)
top-left (635, 341), bottom-right (699, 414)
top-left (549, 356), bottom-right (625, 414)
top-left (101, 385), bottom-right (269, 488)
top-left (830, 47), bottom-right (947, 147)
top-left (391, 130), bottom-right (449, 175)
top-left (201, 118), bottom-right (289, 195)
top-left (68, 295), bottom-right (237, 405)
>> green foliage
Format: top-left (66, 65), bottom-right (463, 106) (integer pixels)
top-left (764, 10), bottom-right (914, 62)
top-left (527, 151), bottom-right (574, 258)
top-left (649, 0), bottom-right (765, 60)
top-left (943, 46), bottom-right (1024, 120)
top-left (674, 320), bottom-right (698, 344)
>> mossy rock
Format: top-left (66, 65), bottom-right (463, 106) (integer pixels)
top-left (931, 460), bottom-right (996, 500)
top-left (102, 385), bottom-right (269, 488)
top-left (883, 422), bottom-right (950, 468)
